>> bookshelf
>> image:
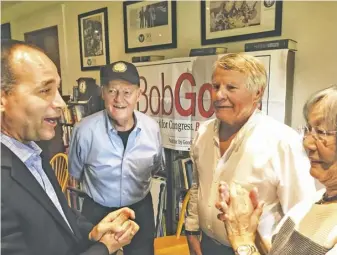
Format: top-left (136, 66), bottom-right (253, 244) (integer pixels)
top-left (60, 96), bottom-right (101, 152)
top-left (164, 149), bottom-right (191, 235)
top-left (60, 79), bottom-right (103, 211)
top-left (60, 100), bottom-right (90, 211)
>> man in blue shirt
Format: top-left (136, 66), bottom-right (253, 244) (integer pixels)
top-left (69, 61), bottom-right (164, 255)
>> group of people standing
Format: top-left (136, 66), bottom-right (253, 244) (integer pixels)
top-left (1, 38), bottom-right (336, 255)
top-left (138, 6), bottom-right (156, 29)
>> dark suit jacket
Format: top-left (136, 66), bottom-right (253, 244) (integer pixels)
top-left (1, 144), bottom-right (109, 255)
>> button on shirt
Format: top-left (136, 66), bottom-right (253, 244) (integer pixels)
top-left (185, 110), bottom-right (316, 247)
top-left (1, 133), bottom-right (73, 232)
top-left (68, 110), bottom-right (164, 207)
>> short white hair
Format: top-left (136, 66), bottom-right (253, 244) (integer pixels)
top-left (213, 53), bottom-right (267, 93)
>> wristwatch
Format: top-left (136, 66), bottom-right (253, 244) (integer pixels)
top-left (235, 244), bottom-right (258, 255)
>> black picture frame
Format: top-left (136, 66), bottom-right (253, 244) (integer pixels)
top-left (1, 23), bottom-right (11, 39)
top-left (201, 0), bottom-right (283, 45)
top-left (123, 0), bottom-right (177, 53)
top-left (78, 7), bottom-right (110, 71)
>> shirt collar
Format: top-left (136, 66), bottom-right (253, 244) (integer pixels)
top-left (1, 132), bottom-right (42, 163)
top-left (213, 108), bottom-right (262, 148)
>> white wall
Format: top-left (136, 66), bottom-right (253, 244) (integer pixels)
top-left (2, 1), bottom-right (337, 128)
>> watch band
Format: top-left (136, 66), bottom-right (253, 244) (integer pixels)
top-left (185, 230), bottom-right (201, 236)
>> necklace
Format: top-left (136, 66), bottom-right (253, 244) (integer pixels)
top-left (316, 192), bottom-right (337, 204)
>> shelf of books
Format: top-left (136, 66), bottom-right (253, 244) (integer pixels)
top-left (59, 107), bottom-right (73, 152)
top-left (67, 177), bottom-right (84, 212)
top-left (60, 99), bottom-right (94, 212)
top-left (164, 149), bottom-right (192, 236)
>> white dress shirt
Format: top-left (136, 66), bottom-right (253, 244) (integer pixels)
top-left (185, 110), bottom-right (316, 247)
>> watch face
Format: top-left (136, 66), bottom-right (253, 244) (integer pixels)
top-left (79, 81), bottom-right (86, 94)
top-left (236, 245), bottom-right (255, 255)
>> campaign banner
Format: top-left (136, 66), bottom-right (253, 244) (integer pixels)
top-left (135, 50), bottom-right (292, 151)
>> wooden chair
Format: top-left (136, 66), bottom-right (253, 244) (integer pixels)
top-left (154, 190), bottom-right (191, 255)
top-left (50, 153), bottom-right (69, 193)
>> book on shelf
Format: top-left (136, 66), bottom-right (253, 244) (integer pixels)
top-left (61, 102), bottom-right (89, 125)
top-left (61, 125), bottom-right (73, 147)
top-left (60, 107), bottom-right (74, 124)
top-left (66, 176), bottom-right (84, 212)
top-left (245, 39), bottom-right (297, 52)
top-left (72, 105), bottom-right (86, 122)
top-left (131, 55), bottom-right (164, 63)
top-left (181, 158), bottom-right (193, 189)
top-left (189, 47), bottom-right (227, 57)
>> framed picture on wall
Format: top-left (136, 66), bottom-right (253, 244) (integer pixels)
top-left (24, 26), bottom-right (62, 94)
top-left (78, 7), bottom-right (110, 71)
top-left (123, 0), bottom-right (177, 53)
top-left (201, 0), bottom-right (282, 45)
top-left (1, 23), bottom-right (11, 39)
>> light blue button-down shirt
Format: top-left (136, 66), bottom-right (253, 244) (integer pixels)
top-left (68, 110), bottom-right (164, 207)
top-left (1, 133), bottom-right (73, 232)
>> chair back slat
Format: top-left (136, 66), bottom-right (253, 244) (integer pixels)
top-left (50, 153), bottom-right (69, 192)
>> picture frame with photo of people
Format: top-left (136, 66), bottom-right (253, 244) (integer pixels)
top-left (78, 7), bottom-right (110, 71)
top-left (201, 0), bottom-right (282, 45)
top-left (123, 0), bottom-right (177, 53)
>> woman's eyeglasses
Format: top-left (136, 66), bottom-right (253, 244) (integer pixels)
top-left (298, 126), bottom-right (337, 141)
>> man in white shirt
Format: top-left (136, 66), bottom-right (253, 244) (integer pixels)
top-left (185, 53), bottom-right (316, 255)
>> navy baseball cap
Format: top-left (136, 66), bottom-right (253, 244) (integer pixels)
top-left (100, 61), bottom-right (140, 86)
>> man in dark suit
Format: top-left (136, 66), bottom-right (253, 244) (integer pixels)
top-left (1, 39), bottom-right (139, 255)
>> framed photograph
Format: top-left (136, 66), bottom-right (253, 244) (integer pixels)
top-left (123, 0), bottom-right (177, 53)
top-left (78, 7), bottom-right (110, 71)
top-left (1, 23), bottom-right (11, 39)
top-left (201, 0), bottom-right (282, 45)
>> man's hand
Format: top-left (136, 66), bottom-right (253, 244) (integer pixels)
top-left (99, 220), bottom-right (140, 254)
top-left (187, 235), bottom-right (202, 255)
top-left (89, 207), bottom-right (135, 241)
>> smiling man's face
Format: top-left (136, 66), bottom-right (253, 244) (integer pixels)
top-left (102, 80), bottom-right (141, 127)
top-left (211, 68), bottom-right (262, 127)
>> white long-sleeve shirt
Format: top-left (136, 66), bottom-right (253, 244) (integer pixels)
top-left (185, 110), bottom-right (316, 247)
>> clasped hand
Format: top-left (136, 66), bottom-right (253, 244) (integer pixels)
top-left (215, 182), bottom-right (264, 247)
top-left (89, 207), bottom-right (139, 254)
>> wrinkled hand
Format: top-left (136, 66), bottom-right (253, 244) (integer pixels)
top-left (215, 181), bottom-right (264, 246)
top-left (99, 220), bottom-right (140, 254)
top-left (89, 207), bottom-right (135, 241)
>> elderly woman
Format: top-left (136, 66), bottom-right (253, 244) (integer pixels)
top-left (185, 53), bottom-right (316, 255)
top-left (217, 85), bottom-right (337, 255)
